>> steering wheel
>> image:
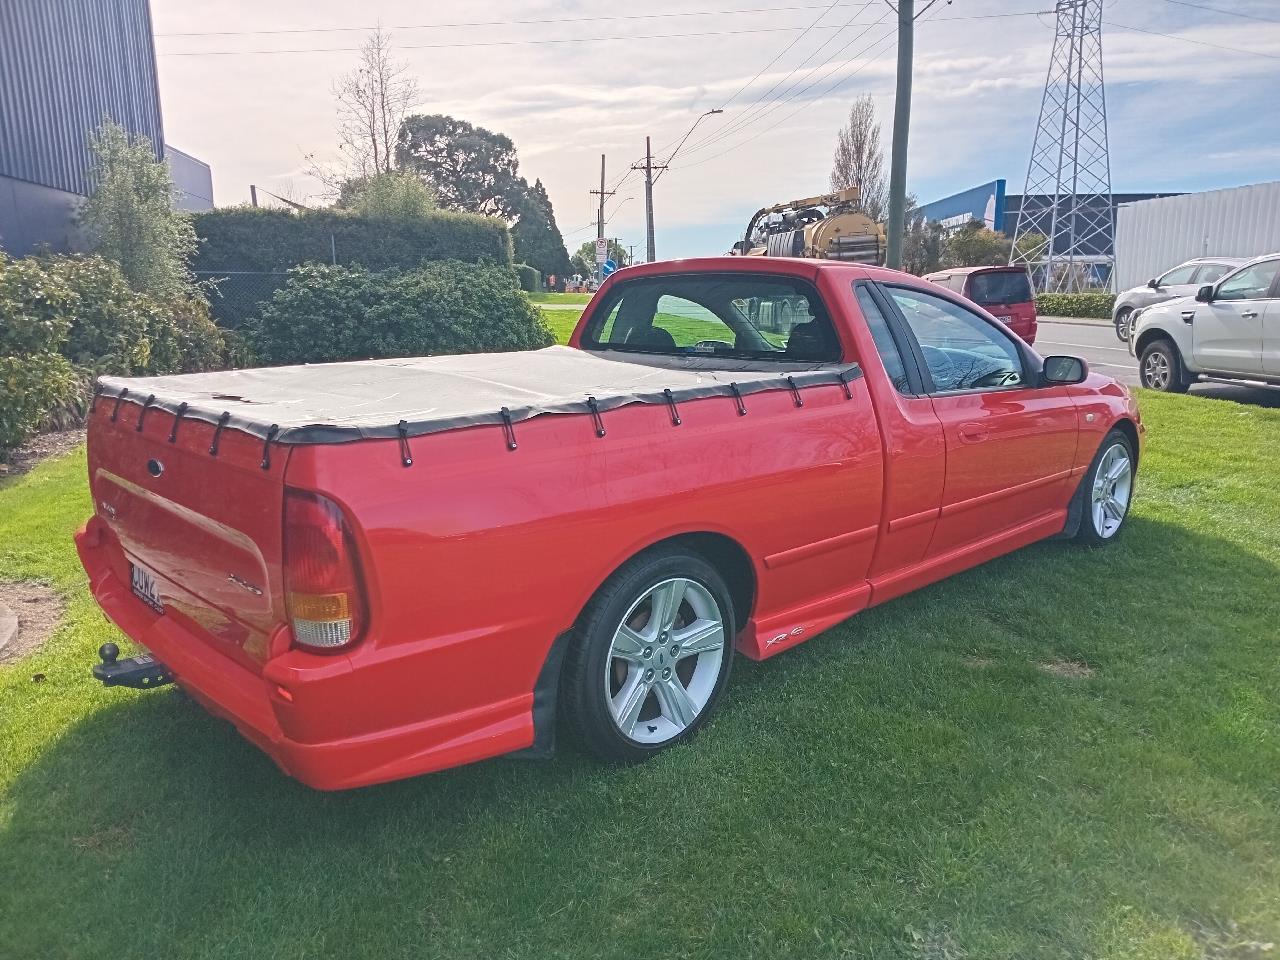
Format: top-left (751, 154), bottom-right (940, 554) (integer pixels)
top-left (971, 369), bottom-right (1022, 389)
top-left (692, 339), bottom-right (735, 353)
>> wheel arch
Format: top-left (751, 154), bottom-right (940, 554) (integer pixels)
top-left (1110, 416), bottom-right (1141, 465)
top-left (1133, 325), bottom-right (1179, 361)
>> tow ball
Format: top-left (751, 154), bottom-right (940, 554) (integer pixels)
top-left (92, 642), bottom-right (174, 690)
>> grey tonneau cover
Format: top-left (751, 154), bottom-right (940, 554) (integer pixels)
top-left (96, 345), bottom-right (862, 445)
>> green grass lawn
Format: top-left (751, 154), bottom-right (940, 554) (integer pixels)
top-left (528, 291), bottom-right (593, 305)
top-left (2, 392), bottom-right (1279, 959)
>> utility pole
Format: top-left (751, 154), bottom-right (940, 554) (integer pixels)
top-left (885, 0), bottom-right (914, 269)
top-left (634, 137), bottom-right (668, 263)
top-left (627, 243), bottom-right (636, 267)
top-left (589, 154), bottom-right (615, 282)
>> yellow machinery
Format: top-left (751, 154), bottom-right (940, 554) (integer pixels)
top-left (730, 186), bottom-right (884, 264)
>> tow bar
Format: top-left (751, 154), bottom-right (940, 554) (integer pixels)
top-left (92, 642), bottom-right (174, 690)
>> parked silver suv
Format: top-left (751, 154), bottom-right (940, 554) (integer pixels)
top-left (1113, 257), bottom-right (1246, 342)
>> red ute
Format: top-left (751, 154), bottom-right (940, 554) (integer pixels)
top-left (77, 258), bottom-right (1141, 789)
top-left (923, 265), bottom-right (1039, 345)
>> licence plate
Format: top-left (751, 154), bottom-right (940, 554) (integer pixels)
top-left (131, 563), bottom-right (164, 614)
top-left (997, 315), bottom-right (1013, 323)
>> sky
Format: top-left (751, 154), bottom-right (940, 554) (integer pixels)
top-left (150, 0), bottom-right (1280, 261)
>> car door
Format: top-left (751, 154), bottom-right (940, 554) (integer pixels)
top-left (879, 284), bottom-right (1079, 558)
top-left (1192, 259), bottom-right (1278, 375)
top-left (1150, 262), bottom-right (1202, 305)
top-left (1261, 281), bottom-right (1280, 377)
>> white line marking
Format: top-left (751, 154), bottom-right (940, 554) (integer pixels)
top-left (1036, 340), bottom-right (1131, 353)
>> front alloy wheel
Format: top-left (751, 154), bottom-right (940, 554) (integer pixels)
top-left (562, 547), bottom-right (735, 762)
top-left (1076, 430), bottom-right (1135, 545)
top-left (1114, 307), bottom-right (1133, 342)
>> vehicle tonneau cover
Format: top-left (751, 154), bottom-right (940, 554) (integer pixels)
top-left (96, 346), bottom-right (861, 445)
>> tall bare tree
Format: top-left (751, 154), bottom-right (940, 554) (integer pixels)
top-left (324, 28), bottom-right (419, 186)
top-left (830, 94), bottom-right (887, 222)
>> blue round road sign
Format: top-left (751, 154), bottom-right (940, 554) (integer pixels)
top-left (601, 259), bottom-right (617, 276)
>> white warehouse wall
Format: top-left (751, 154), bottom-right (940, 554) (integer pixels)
top-left (1113, 181), bottom-right (1280, 291)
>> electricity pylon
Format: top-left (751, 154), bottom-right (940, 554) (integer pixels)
top-left (1010, 0), bottom-right (1114, 292)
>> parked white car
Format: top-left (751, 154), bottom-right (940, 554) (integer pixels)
top-left (1112, 257), bottom-right (1246, 342)
top-left (1130, 253), bottom-right (1280, 392)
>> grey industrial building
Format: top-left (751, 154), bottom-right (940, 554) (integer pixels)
top-left (0, 0), bottom-right (211, 257)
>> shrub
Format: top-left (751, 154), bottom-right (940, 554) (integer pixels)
top-left (0, 253), bottom-right (75, 354)
top-left (1035, 292), bottom-right (1115, 319)
top-left (146, 296), bottom-right (226, 375)
top-left (247, 261), bottom-right (554, 366)
top-left (192, 207), bottom-right (512, 273)
top-left (514, 263), bottom-right (541, 292)
top-left (0, 353), bottom-right (81, 456)
top-left (45, 256), bottom-right (156, 374)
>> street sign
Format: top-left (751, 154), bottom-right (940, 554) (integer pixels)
top-left (601, 259), bottom-right (617, 277)
top-left (595, 237), bottom-right (608, 265)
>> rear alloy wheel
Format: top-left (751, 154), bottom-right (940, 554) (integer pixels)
top-left (1114, 307), bottom-right (1133, 342)
top-left (1139, 339), bottom-right (1189, 393)
top-left (562, 547), bottom-right (734, 763)
top-left (1076, 430), bottom-right (1135, 545)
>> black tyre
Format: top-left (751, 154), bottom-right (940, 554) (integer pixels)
top-left (1114, 307), bottom-right (1133, 342)
top-left (1138, 339), bottom-right (1189, 393)
top-left (1075, 429), bottom-right (1136, 545)
top-left (561, 546), bottom-right (735, 763)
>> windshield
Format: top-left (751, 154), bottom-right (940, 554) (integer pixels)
top-left (967, 270), bottom-right (1033, 306)
top-left (581, 274), bottom-right (840, 362)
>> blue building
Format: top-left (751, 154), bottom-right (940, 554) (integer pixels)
top-left (0, 0), bottom-right (211, 257)
top-left (917, 179), bottom-right (1180, 259)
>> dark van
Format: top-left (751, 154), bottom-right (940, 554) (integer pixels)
top-left (923, 266), bottom-right (1038, 345)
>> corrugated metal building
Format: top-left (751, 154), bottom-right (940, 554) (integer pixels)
top-left (0, 0), bottom-right (211, 256)
top-left (1113, 182), bottom-right (1280, 291)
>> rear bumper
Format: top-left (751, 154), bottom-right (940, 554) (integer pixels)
top-left (76, 517), bottom-right (535, 790)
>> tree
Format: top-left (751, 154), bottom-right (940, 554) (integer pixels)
top-left (830, 94), bottom-right (887, 221)
top-left (333, 28), bottom-right (419, 181)
top-left (79, 120), bottom-right (197, 299)
top-left (899, 195), bottom-right (943, 276)
top-left (336, 171), bottom-right (436, 218)
top-left (943, 220), bottom-right (1013, 268)
top-left (570, 239), bottom-right (627, 277)
top-left (396, 114), bottom-right (522, 219)
top-left (511, 179), bottom-right (572, 278)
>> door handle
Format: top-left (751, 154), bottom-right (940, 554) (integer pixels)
top-left (958, 423), bottom-right (989, 443)
top-left (1241, 310), bottom-right (1259, 319)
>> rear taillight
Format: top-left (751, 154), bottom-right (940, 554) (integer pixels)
top-left (283, 489), bottom-right (367, 651)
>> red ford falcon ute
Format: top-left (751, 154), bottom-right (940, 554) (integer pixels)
top-left (78, 258), bottom-right (1142, 789)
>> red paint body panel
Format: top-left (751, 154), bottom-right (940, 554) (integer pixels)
top-left (78, 258), bottom-right (1140, 789)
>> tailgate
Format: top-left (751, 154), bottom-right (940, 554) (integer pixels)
top-left (86, 397), bottom-right (288, 672)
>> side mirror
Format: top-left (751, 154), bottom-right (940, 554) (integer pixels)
top-left (1041, 355), bottom-right (1088, 386)
top-left (1147, 278), bottom-right (1160, 289)
top-left (1195, 284), bottom-right (1214, 303)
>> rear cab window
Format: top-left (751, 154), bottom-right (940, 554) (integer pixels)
top-left (966, 270), bottom-right (1033, 307)
top-left (582, 274), bottom-right (841, 363)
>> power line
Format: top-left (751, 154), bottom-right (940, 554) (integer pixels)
top-left (1156, 0), bottom-right (1280, 25)
top-left (157, 23), bottom-right (871, 56)
top-left (1105, 19), bottom-right (1280, 60)
top-left (677, 8), bottom-right (892, 161)
top-left (716, 0), bottom-right (846, 109)
top-left (673, 24), bottom-right (897, 169)
top-left (155, 3), bottom-right (868, 37)
top-left (682, 3), bottom-right (880, 153)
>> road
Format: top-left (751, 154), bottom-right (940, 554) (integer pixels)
top-left (1037, 318), bottom-right (1280, 407)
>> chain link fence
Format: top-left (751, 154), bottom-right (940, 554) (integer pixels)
top-left (195, 271), bottom-right (290, 330)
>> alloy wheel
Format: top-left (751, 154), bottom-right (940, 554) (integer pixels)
top-left (1142, 350), bottom-right (1171, 390)
top-left (1090, 442), bottom-right (1133, 538)
top-left (605, 577), bottom-right (725, 744)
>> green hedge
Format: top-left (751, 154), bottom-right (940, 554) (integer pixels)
top-left (0, 353), bottom-right (81, 454)
top-left (514, 263), bottom-right (541, 292)
top-left (246, 261), bottom-right (553, 366)
top-left (1035, 292), bottom-right (1115, 319)
top-left (0, 252), bottom-right (226, 455)
top-left (192, 207), bottom-right (512, 273)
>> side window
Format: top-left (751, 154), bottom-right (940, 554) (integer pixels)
top-left (1194, 263), bottom-right (1231, 285)
top-left (854, 286), bottom-right (911, 394)
top-left (1157, 264), bottom-right (1198, 286)
top-left (1215, 260), bottom-right (1280, 301)
top-left (886, 287), bottom-right (1026, 392)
